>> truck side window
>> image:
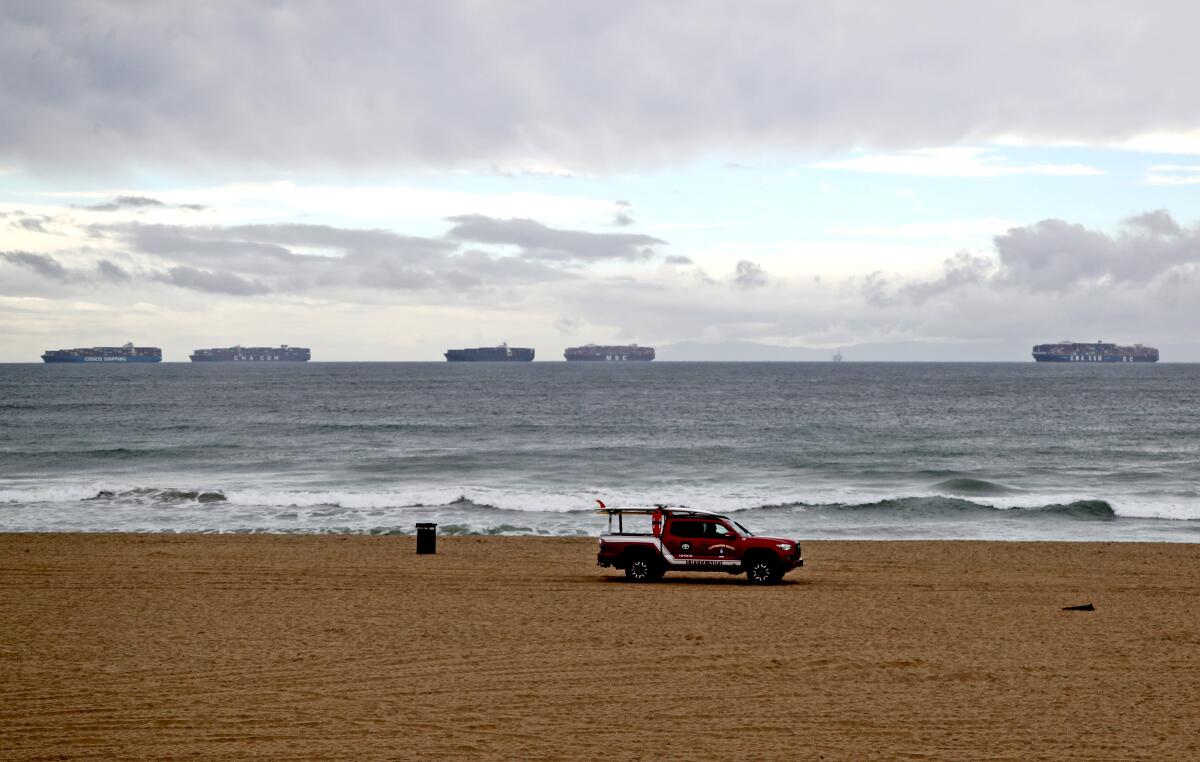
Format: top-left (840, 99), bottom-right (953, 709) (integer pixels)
top-left (671, 522), bottom-right (699, 538)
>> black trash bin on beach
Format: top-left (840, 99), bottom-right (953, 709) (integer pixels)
top-left (416, 522), bottom-right (437, 554)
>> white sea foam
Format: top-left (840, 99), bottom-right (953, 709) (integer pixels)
top-left (2, 480), bottom-right (1198, 538)
top-left (0, 484), bottom-right (116, 504)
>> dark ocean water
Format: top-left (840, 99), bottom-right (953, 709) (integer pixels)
top-left (2, 362), bottom-right (1199, 541)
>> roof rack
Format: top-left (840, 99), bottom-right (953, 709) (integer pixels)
top-left (593, 503), bottom-right (721, 517)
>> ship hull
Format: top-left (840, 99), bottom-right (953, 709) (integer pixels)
top-left (1033, 354), bottom-right (1157, 363)
top-left (564, 344), bottom-right (655, 361)
top-left (41, 355), bottom-right (162, 363)
top-left (1032, 341), bottom-right (1158, 363)
top-left (445, 348), bottom-right (535, 362)
top-left (189, 346), bottom-right (311, 362)
top-left (565, 356), bottom-right (654, 361)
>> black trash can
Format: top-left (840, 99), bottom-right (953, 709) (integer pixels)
top-left (416, 522), bottom-right (437, 554)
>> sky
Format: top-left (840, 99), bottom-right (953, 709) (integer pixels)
top-left (2, 1), bottom-right (1200, 361)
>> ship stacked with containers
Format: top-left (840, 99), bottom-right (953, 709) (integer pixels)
top-left (41, 342), bottom-right (162, 363)
top-left (189, 345), bottom-right (311, 362)
top-left (1032, 341), bottom-right (1159, 362)
top-left (444, 342), bottom-right (535, 361)
top-left (564, 344), bottom-right (655, 361)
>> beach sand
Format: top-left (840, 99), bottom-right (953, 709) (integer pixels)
top-left (2, 535), bottom-right (1198, 760)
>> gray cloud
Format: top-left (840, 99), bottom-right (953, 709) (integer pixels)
top-left (443, 249), bottom-right (572, 289)
top-left (96, 259), bottom-right (131, 282)
top-left (664, 255), bottom-right (694, 265)
top-left (886, 211), bottom-right (1200, 306)
top-left (4, 3), bottom-right (1197, 174)
top-left (554, 317), bottom-right (582, 334)
top-left (901, 252), bottom-right (994, 303)
top-left (732, 260), bottom-right (768, 289)
top-left (4, 216), bottom-right (637, 297)
top-left (111, 223), bottom-right (453, 274)
top-left (15, 216), bottom-right (48, 233)
top-left (444, 215), bottom-right (664, 262)
top-left (993, 211), bottom-right (1200, 291)
top-left (571, 209), bottom-right (1200, 354)
top-left (1, 250), bottom-right (71, 280)
top-left (156, 266), bottom-right (268, 296)
top-left (76, 196), bottom-right (206, 212)
top-left (612, 200), bottom-right (634, 227)
top-left (82, 196), bottom-right (165, 212)
top-left (860, 271), bottom-right (893, 307)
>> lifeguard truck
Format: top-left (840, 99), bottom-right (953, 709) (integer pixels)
top-left (595, 504), bottom-right (804, 584)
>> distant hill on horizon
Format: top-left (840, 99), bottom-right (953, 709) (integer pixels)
top-left (655, 340), bottom-right (1200, 362)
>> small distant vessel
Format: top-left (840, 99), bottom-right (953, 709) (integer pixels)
top-left (445, 342), bottom-right (534, 362)
top-left (1032, 340), bottom-right (1158, 363)
top-left (190, 345), bottom-right (311, 362)
top-left (564, 344), bottom-right (655, 361)
top-left (41, 342), bottom-right (162, 363)
top-left (832, 349), bottom-right (843, 362)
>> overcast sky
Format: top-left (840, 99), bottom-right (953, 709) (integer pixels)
top-left (3, 1), bottom-right (1200, 361)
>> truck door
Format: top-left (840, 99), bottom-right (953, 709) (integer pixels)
top-left (697, 520), bottom-right (742, 561)
top-left (662, 520), bottom-right (702, 561)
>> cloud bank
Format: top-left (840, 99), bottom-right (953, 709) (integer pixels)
top-left (2, 2), bottom-right (1198, 174)
top-left (6, 206), bottom-right (1198, 356)
top-left (3, 213), bottom-right (671, 297)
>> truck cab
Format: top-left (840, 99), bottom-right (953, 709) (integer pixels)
top-left (596, 505), bottom-right (804, 584)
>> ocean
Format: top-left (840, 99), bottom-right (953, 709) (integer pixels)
top-left (1, 362), bottom-right (1198, 541)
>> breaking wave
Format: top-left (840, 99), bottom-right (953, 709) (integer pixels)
top-left (4, 483), bottom-right (1196, 540)
top-left (932, 477), bottom-right (1021, 496)
top-left (754, 496), bottom-right (1116, 520)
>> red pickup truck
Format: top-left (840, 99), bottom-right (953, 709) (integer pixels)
top-left (596, 505), bottom-right (804, 584)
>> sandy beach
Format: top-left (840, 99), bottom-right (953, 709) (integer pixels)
top-left (1, 535), bottom-right (1197, 760)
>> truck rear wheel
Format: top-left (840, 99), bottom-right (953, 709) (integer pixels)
top-left (624, 552), bottom-right (663, 582)
top-left (745, 556), bottom-right (780, 585)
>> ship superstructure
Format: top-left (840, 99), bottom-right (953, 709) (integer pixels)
top-left (564, 344), bottom-right (655, 361)
top-left (1032, 341), bottom-right (1158, 363)
top-left (41, 342), bottom-right (162, 363)
top-left (190, 345), bottom-right (311, 362)
top-left (444, 342), bottom-right (535, 362)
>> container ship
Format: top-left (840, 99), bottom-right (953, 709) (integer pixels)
top-left (564, 344), bottom-right (655, 361)
top-left (189, 345), bottom-right (311, 362)
top-left (41, 342), bottom-right (162, 363)
top-left (1032, 341), bottom-right (1159, 363)
top-left (444, 343), bottom-right (534, 362)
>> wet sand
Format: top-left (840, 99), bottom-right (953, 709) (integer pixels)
top-left (1, 535), bottom-right (1198, 760)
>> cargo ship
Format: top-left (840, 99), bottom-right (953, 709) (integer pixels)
top-left (189, 345), bottom-right (311, 362)
top-left (41, 342), bottom-right (162, 363)
top-left (1032, 341), bottom-right (1159, 363)
top-left (564, 344), bottom-right (655, 361)
top-left (444, 343), bottom-right (534, 362)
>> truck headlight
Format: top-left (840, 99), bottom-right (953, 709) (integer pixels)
top-left (776, 543), bottom-right (792, 551)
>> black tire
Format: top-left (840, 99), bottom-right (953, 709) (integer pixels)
top-left (624, 552), bottom-right (662, 582)
top-left (745, 555), bottom-right (779, 585)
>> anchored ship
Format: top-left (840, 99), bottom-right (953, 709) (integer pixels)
top-left (444, 342), bottom-right (534, 362)
top-left (1032, 341), bottom-right (1159, 363)
top-left (564, 344), bottom-right (655, 361)
top-left (190, 345), bottom-right (311, 362)
top-left (41, 342), bottom-right (162, 363)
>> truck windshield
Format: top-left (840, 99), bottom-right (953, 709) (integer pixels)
top-left (732, 520), bottom-right (752, 536)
